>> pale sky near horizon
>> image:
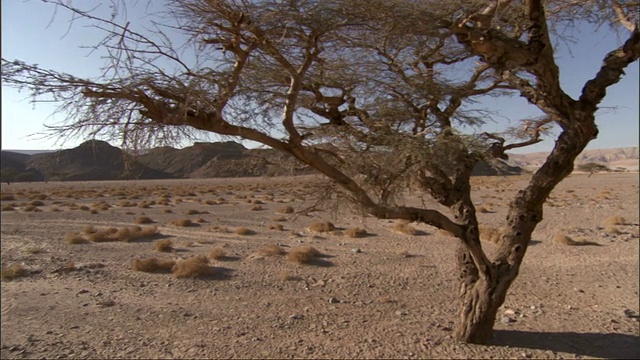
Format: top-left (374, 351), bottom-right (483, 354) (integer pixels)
top-left (1, 0), bottom-right (639, 153)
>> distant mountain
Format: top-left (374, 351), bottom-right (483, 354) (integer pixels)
top-left (2, 139), bottom-right (635, 183)
top-left (24, 140), bottom-right (174, 181)
top-left (507, 147), bottom-right (639, 171)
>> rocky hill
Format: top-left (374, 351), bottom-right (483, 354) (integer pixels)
top-left (508, 146), bottom-right (639, 171)
top-left (21, 140), bottom-right (173, 181)
top-left (4, 140), bottom-right (635, 182)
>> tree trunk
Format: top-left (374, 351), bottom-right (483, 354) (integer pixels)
top-left (453, 245), bottom-right (514, 344)
top-left (453, 274), bottom-right (506, 343)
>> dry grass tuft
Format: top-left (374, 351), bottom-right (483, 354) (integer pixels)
top-left (83, 226), bottom-right (158, 242)
top-left (605, 216), bottom-right (627, 226)
top-left (395, 249), bottom-right (410, 257)
top-left (235, 227), bottom-right (254, 236)
top-left (308, 221), bottom-right (335, 233)
top-left (272, 216), bottom-right (287, 222)
top-left (172, 255), bottom-right (213, 278)
top-left (259, 243), bottom-right (287, 257)
top-left (208, 247), bottom-right (227, 260)
top-left (436, 229), bottom-right (455, 237)
top-left (287, 246), bottom-right (322, 264)
top-left (0, 194), bottom-right (15, 201)
top-left (604, 225), bottom-right (622, 235)
top-left (250, 205), bottom-right (264, 211)
top-left (154, 239), bottom-right (173, 252)
top-left (114, 226), bottom-right (158, 242)
top-left (170, 219), bottom-right (193, 227)
top-left (553, 233), bottom-right (601, 246)
top-left (277, 270), bottom-right (294, 281)
top-left (268, 224), bottom-right (285, 231)
top-left (66, 232), bottom-right (89, 244)
top-left (479, 226), bottom-right (504, 244)
top-left (131, 258), bottom-right (175, 273)
top-left (135, 216), bottom-right (154, 224)
top-left (345, 228), bottom-right (368, 238)
top-left (476, 205), bottom-right (493, 213)
top-left (1, 264), bottom-right (28, 280)
top-left (279, 206), bottom-right (294, 214)
top-left (393, 222), bottom-right (417, 236)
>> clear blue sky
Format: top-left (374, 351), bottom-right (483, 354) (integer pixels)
top-left (2, 0), bottom-right (638, 152)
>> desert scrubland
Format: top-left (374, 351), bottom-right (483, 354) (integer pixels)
top-left (1, 173), bottom-right (638, 359)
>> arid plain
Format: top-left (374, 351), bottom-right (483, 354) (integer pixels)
top-left (1, 172), bottom-right (638, 359)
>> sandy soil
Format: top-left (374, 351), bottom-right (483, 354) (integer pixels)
top-left (1, 173), bottom-right (638, 359)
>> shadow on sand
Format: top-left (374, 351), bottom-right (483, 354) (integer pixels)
top-left (492, 330), bottom-right (640, 359)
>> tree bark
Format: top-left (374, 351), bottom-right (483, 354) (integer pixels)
top-left (453, 244), bottom-right (515, 344)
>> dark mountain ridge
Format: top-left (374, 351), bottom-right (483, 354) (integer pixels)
top-left (1, 140), bottom-right (527, 182)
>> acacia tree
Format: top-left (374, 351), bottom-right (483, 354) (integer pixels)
top-left (2, 0), bottom-right (638, 344)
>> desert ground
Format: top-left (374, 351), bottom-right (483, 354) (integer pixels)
top-left (1, 172), bottom-right (638, 359)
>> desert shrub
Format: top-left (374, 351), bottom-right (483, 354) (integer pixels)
top-left (194, 217), bottom-right (207, 223)
top-left (308, 221), bottom-right (335, 233)
top-left (604, 225), bottom-right (622, 234)
top-left (436, 229), bottom-right (455, 237)
top-left (170, 219), bottom-right (193, 227)
top-left (235, 227), bottom-right (254, 235)
top-left (605, 216), bottom-right (627, 226)
top-left (1, 264), bottom-right (28, 280)
top-left (92, 201), bottom-right (111, 210)
top-left (22, 205), bottom-right (38, 212)
top-left (136, 216), bottom-right (154, 224)
top-left (172, 255), bottom-right (213, 278)
top-left (0, 194), bottom-right (15, 201)
top-left (553, 233), bottom-right (600, 246)
top-left (396, 249), bottom-right (410, 257)
top-left (272, 216), bottom-right (287, 222)
top-left (268, 224), bottom-right (284, 231)
top-left (154, 239), bottom-right (173, 252)
top-left (345, 228), bottom-right (368, 238)
top-left (25, 247), bottom-right (44, 255)
top-left (250, 205), bottom-right (264, 211)
top-left (86, 226), bottom-right (158, 242)
top-left (577, 162), bottom-right (610, 173)
top-left (132, 258), bottom-right (175, 273)
top-left (479, 226), bottom-right (504, 244)
top-left (1, 205), bottom-right (15, 211)
top-left (476, 205), bottom-right (493, 213)
top-left (393, 222), bottom-right (417, 236)
top-left (163, 209), bottom-right (173, 213)
top-left (66, 232), bottom-right (88, 244)
top-left (258, 243), bottom-right (287, 257)
top-left (287, 246), bottom-right (322, 264)
top-left (29, 200), bottom-right (45, 207)
top-left (186, 209), bottom-right (201, 215)
top-left (208, 247), bottom-right (227, 260)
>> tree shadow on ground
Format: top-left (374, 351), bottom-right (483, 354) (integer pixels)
top-left (306, 258), bottom-right (335, 267)
top-left (203, 266), bottom-right (234, 280)
top-left (492, 330), bottom-right (640, 359)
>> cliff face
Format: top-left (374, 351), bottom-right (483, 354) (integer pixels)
top-left (24, 140), bottom-right (173, 181)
